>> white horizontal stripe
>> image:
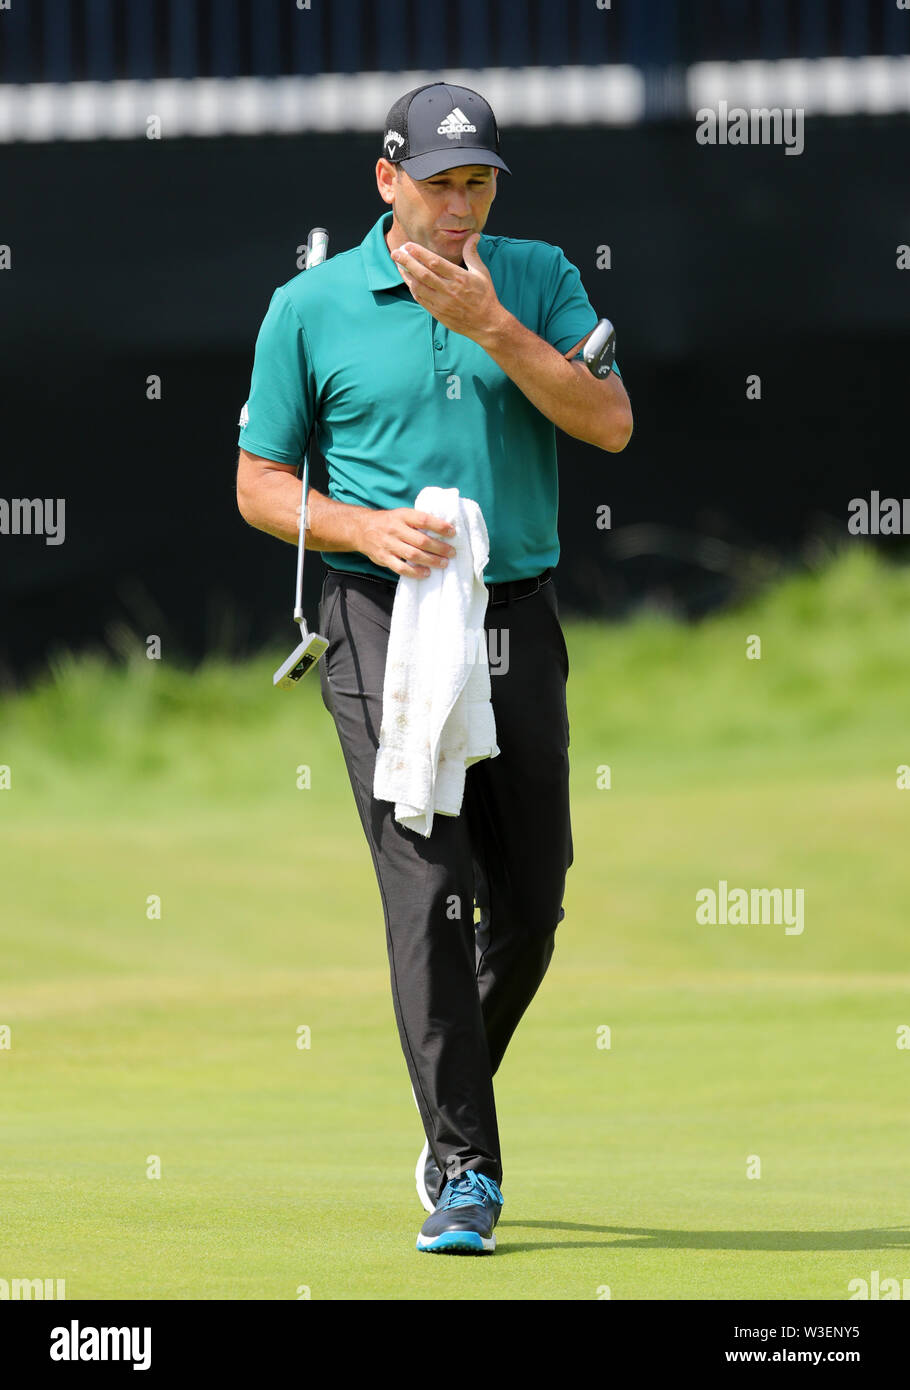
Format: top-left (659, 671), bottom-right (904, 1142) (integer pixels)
top-left (688, 56), bottom-right (910, 116)
top-left (0, 66), bottom-right (643, 142)
top-left (0, 58), bottom-right (907, 143)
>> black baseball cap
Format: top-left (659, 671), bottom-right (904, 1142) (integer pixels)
top-left (381, 83), bottom-right (511, 180)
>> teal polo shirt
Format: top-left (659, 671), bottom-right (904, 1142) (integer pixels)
top-left (238, 210), bottom-right (622, 583)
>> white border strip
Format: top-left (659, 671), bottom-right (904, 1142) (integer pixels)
top-left (0, 66), bottom-right (643, 142)
top-left (0, 58), bottom-right (907, 143)
top-left (689, 56), bottom-right (910, 116)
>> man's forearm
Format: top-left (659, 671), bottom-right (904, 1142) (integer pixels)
top-left (238, 465), bottom-right (370, 552)
top-left (478, 310), bottom-right (632, 452)
top-left (305, 487), bottom-right (372, 552)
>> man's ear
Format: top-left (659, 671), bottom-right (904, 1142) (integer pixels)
top-left (376, 158), bottom-right (396, 206)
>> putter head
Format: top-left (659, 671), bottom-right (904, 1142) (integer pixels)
top-left (583, 317), bottom-right (616, 378)
top-left (273, 626), bottom-right (329, 689)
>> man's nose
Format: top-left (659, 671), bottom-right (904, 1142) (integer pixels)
top-left (445, 190), bottom-right (471, 216)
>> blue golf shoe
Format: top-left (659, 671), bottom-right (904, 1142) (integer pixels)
top-left (416, 1170), bottom-right (504, 1254)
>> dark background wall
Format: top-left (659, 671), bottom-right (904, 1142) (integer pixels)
top-left (3, 0), bottom-right (905, 83)
top-left (2, 114), bottom-right (908, 682)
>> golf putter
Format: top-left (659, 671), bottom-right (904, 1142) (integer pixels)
top-left (582, 318), bottom-right (616, 378)
top-left (273, 228), bottom-right (330, 690)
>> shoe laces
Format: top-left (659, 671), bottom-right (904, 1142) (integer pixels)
top-left (437, 1170), bottom-right (503, 1211)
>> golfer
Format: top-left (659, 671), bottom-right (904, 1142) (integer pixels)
top-left (236, 82), bottom-right (632, 1254)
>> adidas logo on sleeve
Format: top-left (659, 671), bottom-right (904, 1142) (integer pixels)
top-left (437, 107), bottom-right (477, 138)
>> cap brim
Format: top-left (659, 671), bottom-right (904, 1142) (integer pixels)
top-left (399, 148), bottom-right (511, 179)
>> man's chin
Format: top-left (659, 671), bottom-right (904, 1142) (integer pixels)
top-left (434, 229), bottom-right (473, 261)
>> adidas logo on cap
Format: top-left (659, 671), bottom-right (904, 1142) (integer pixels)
top-left (437, 106), bottom-right (477, 138)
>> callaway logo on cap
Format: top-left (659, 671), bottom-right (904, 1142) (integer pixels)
top-left (380, 82), bottom-right (510, 180)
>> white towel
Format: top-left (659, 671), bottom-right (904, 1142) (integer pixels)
top-left (372, 486), bottom-right (500, 837)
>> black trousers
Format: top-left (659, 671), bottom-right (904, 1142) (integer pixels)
top-left (317, 567), bottom-right (573, 1190)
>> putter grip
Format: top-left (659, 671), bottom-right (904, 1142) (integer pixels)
top-left (307, 229), bottom-right (329, 269)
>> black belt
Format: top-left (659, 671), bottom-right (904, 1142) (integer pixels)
top-left (330, 566), bottom-right (552, 606)
top-left (487, 568), bottom-right (552, 606)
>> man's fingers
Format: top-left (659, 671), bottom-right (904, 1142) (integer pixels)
top-left (385, 540), bottom-right (440, 578)
top-left (402, 531), bottom-right (452, 564)
top-left (410, 510), bottom-right (456, 535)
top-left (389, 557), bottom-right (431, 578)
top-left (384, 532), bottom-right (452, 577)
top-left (394, 510), bottom-right (456, 557)
top-left (365, 508), bottom-right (457, 577)
top-left (392, 244), bottom-right (454, 288)
top-left (407, 520), bottom-right (456, 560)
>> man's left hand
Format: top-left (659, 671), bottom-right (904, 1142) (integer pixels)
top-left (391, 234), bottom-right (509, 347)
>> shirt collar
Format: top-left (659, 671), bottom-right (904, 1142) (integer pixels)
top-left (362, 211), bottom-right (405, 293)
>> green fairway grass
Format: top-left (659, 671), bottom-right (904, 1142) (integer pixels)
top-left (2, 547), bottom-right (908, 1299)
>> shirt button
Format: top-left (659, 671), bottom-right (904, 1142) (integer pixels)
top-left (434, 341), bottom-right (442, 350)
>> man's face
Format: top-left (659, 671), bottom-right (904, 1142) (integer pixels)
top-left (380, 162), bottom-right (498, 265)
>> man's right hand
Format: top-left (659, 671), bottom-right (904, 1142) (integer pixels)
top-left (356, 507), bottom-right (457, 579)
